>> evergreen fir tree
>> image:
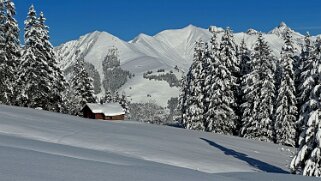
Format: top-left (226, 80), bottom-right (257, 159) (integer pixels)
top-left (183, 41), bottom-right (206, 131)
top-left (291, 37), bottom-right (321, 176)
top-left (16, 5), bottom-right (56, 110)
top-left (239, 39), bottom-right (253, 136)
top-left (241, 33), bottom-right (276, 142)
top-left (38, 12), bottom-right (66, 112)
top-left (204, 29), bottom-right (237, 134)
top-left (238, 39), bottom-right (251, 77)
top-left (3, 0), bottom-right (20, 104)
top-left (70, 55), bottom-right (96, 115)
top-left (219, 27), bottom-right (239, 134)
top-left (63, 83), bottom-right (78, 114)
top-left (291, 85), bottom-right (321, 176)
top-left (113, 91), bottom-right (120, 103)
top-left (240, 69), bottom-right (256, 137)
top-left (203, 30), bottom-right (218, 131)
top-left (102, 90), bottom-right (113, 103)
top-left (219, 28), bottom-right (240, 77)
top-left (0, 0), bottom-right (9, 104)
top-left (119, 93), bottom-right (130, 118)
top-left (297, 34), bottom-right (318, 136)
top-left (178, 74), bottom-right (188, 127)
top-left (275, 29), bottom-right (298, 147)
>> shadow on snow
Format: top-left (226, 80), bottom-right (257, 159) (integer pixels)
top-left (200, 138), bottom-right (288, 174)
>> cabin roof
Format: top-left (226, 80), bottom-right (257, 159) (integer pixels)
top-left (84, 103), bottom-right (125, 116)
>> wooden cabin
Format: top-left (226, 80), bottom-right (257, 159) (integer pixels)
top-left (82, 103), bottom-right (125, 121)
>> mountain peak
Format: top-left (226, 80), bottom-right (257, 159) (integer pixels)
top-left (130, 33), bottom-right (152, 43)
top-left (272, 22), bottom-right (290, 32)
top-left (83, 31), bottom-right (117, 41)
top-left (269, 22), bottom-right (292, 37)
top-left (246, 28), bottom-right (259, 35)
top-left (269, 21), bottom-right (305, 38)
top-left (178, 24), bottom-right (203, 34)
top-left (279, 21), bottom-right (287, 28)
top-left (184, 24), bottom-right (197, 29)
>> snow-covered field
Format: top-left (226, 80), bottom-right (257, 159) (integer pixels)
top-left (0, 105), bottom-right (318, 180)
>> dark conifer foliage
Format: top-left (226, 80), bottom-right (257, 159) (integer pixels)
top-left (70, 54), bottom-right (96, 115)
top-left (0, 0), bottom-right (20, 104)
top-left (275, 29), bottom-right (297, 147)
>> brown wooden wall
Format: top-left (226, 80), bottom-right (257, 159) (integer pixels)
top-left (105, 114), bottom-right (125, 121)
top-left (82, 105), bottom-right (125, 121)
top-left (95, 113), bottom-right (105, 120)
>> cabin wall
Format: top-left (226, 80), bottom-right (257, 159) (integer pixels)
top-left (83, 106), bottom-right (95, 119)
top-left (82, 105), bottom-right (125, 121)
top-left (105, 114), bottom-right (125, 121)
top-left (95, 113), bottom-right (105, 120)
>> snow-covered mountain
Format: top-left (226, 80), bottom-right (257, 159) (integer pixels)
top-left (0, 105), bottom-right (319, 180)
top-left (55, 22), bottom-right (315, 107)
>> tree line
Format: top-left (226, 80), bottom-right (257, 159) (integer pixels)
top-left (179, 27), bottom-right (321, 176)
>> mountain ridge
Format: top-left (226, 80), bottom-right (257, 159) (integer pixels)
top-left (55, 23), bottom-right (320, 107)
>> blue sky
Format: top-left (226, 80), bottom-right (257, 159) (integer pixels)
top-left (15, 0), bottom-right (321, 46)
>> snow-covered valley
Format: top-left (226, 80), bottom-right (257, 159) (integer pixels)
top-left (0, 105), bottom-right (318, 180)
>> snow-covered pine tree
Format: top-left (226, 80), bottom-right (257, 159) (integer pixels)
top-left (203, 29), bottom-right (218, 131)
top-left (4, 0), bottom-right (20, 60)
top-left (219, 27), bottom-right (239, 134)
top-left (236, 39), bottom-right (251, 133)
top-left (294, 44), bottom-right (306, 103)
top-left (241, 33), bottom-right (276, 142)
top-left (201, 40), bottom-right (212, 123)
top-left (59, 81), bottom-right (75, 114)
top-left (291, 85), bottom-right (321, 176)
top-left (239, 39), bottom-right (254, 136)
top-left (182, 41), bottom-right (206, 131)
top-left (178, 74), bottom-right (188, 126)
top-left (119, 93), bottom-right (130, 118)
top-left (70, 54), bottom-right (96, 115)
top-left (290, 37), bottom-right (321, 176)
top-left (204, 28), bottom-right (238, 134)
top-left (238, 39), bottom-right (251, 77)
top-left (297, 34), bottom-right (318, 136)
top-left (0, 0), bottom-right (9, 104)
top-left (240, 72), bottom-right (256, 137)
top-left (274, 29), bottom-right (298, 147)
top-left (112, 91), bottom-right (120, 103)
top-left (219, 27), bottom-right (240, 77)
top-left (38, 12), bottom-right (67, 112)
top-left (102, 90), bottom-right (113, 103)
top-left (3, 0), bottom-right (20, 104)
top-left (275, 26), bottom-right (292, 93)
top-left (16, 5), bottom-right (56, 110)
top-left (298, 34), bottom-right (314, 105)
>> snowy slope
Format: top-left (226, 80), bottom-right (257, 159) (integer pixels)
top-left (0, 105), bottom-right (319, 181)
top-left (55, 23), bottom-right (315, 107)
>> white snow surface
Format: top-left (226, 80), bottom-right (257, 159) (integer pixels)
top-left (56, 23), bottom-right (314, 107)
top-left (0, 105), bottom-right (319, 180)
top-left (85, 103), bottom-right (125, 116)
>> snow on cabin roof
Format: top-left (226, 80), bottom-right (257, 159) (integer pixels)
top-left (85, 103), bottom-right (125, 116)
